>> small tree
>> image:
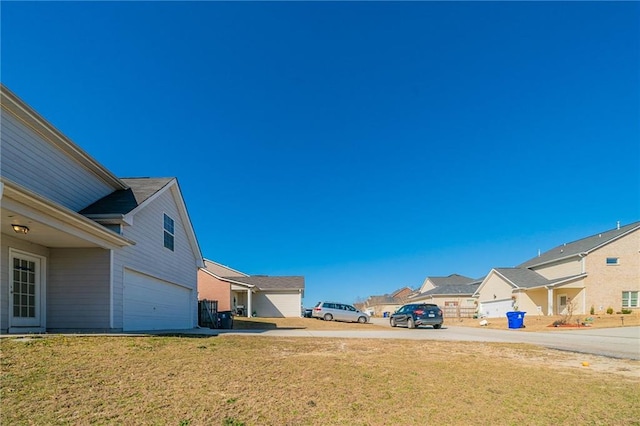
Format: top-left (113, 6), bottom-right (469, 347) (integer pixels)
top-left (560, 297), bottom-right (576, 325)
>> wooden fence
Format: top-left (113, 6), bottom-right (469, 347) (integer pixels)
top-left (198, 299), bottom-right (218, 328)
top-left (443, 306), bottom-right (476, 319)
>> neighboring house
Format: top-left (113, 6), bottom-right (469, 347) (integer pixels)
top-left (390, 286), bottom-right (415, 301)
top-left (409, 274), bottom-right (479, 318)
top-left (198, 260), bottom-right (304, 317)
top-left (417, 274), bottom-right (476, 293)
top-left (198, 259), bottom-right (247, 312)
top-left (474, 222), bottom-right (640, 318)
top-left (363, 288), bottom-right (414, 316)
top-left (410, 279), bottom-right (482, 318)
top-left (0, 85), bottom-right (203, 333)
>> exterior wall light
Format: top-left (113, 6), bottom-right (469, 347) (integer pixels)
top-left (11, 224), bottom-right (29, 234)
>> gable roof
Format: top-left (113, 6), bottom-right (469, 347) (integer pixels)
top-left (473, 267), bottom-right (586, 297)
top-left (429, 274), bottom-right (476, 287)
top-left (418, 282), bottom-right (481, 296)
top-left (80, 178), bottom-right (173, 216)
top-left (493, 267), bottom-right (552, 289)
top-left (224, 276), bottom-right (304, 291)
top-left (519, 221), bottom-right (640, 269)
top-left (81, 177), bottom-right (203, 268)
top-left (391, 286), bottom-right (414, 299)
top-left (365, 295), bottom-right (398, 305)
top-left (202, 259), bottom-right (248, 278)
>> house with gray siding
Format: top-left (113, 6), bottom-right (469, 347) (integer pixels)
top-left (1, 84), bottom-right (203, 333)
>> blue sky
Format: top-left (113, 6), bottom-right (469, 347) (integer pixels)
top-left (2, 2), bottom-right (638, 306)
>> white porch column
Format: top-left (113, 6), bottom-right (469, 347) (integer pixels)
top-left (247, 289), bottom-right (252, 317)
top-left (547, 287), bottom-right (554, 316)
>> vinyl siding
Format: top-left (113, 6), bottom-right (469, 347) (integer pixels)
top-left (253, 291), bottom-right (302, 317)
top-left (112, 186), bottom-right (199, 329)
top-left (0, 109), bottom-right (115, 211)
top-left (531, 257), bottom-right (583, 280)
top-left (477, 272), bottom-right (514, 303)
top-left (47, 248), bottom-right (111, 330)
top-left (0, 235), bottom-right (50, 332)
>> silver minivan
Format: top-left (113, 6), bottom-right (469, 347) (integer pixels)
top-left (312, 301), bottom-right (370, 323)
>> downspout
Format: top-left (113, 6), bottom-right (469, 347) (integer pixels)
top-left (579, 252), bottom-right (588, 314)
top-left (578, 252), bottom-right (588, 274)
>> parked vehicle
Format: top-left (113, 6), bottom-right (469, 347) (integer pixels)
top-left (302, 307), bottom-right (313, 318)
top-left (312, 301), bottom-right (370, 323)
top-left (389, 303), bottom-right (443, 329)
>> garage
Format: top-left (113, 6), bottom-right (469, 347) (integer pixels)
top-left (480, 299), bottom-right (514, 318)
top-left (123, 270), bottom-right (193, 331)
top-left (253, 292), bottom-right (301, 317)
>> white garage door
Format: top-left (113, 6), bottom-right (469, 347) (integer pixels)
top-left (481, 299), bottom-right (514, 318)
top-left (123, 270), bottom-right (192, 331)
top-left (253, 292), bottom-right (301, 317)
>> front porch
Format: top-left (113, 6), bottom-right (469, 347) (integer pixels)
top-left (518, 285), bottom-right (586, 316)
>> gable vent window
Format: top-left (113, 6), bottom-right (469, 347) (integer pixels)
top-left (163, 214), bottom-right (175, 251)
top-left (606, 257), bottom-right (620, 266)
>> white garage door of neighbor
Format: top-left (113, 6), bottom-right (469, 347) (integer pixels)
top-left (254, 292), bottom-right (300, 317)
top-left (123, 270), bottom-right (192, 331)
top-left (481, 299), bottom-right (514, 318)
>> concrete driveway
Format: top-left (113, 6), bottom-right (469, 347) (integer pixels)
top-left (214, 320), bottom-right (640, 360)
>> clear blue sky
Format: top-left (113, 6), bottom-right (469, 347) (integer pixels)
top-left (2, 2), bottom-right (638, 306)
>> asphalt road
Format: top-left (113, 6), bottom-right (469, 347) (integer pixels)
top-left (216, 320), bottom-right (640, 360)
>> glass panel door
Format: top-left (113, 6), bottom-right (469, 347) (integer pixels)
top-left (10, 253), bottom-right (41, 327)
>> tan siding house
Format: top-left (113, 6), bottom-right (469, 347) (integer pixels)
top-left (475, 222), bottom-right (640, 317)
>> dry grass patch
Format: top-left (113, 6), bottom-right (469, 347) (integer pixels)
top-left (2, 335), bottom-right (638, 425)
top-left (232, 317), bottom-right (387, 330)
top-left (452, 311), bottom-right (640, 332)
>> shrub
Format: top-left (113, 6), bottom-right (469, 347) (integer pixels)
top-left (621, 309), bottom-right (633, 314)
top-left (606, 306), bottom-right (614, 315)
top-left (590, 305), bottom-right (595, 315)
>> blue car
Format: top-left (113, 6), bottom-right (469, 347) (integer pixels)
top-left (390, 303), bottom-right (443, 329)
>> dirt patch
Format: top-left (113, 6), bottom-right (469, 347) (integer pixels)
top-left (451, 312), bottom-right (640, 332)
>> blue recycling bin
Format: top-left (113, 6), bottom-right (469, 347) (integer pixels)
top-left (506, 311), bottom-right (526, 329)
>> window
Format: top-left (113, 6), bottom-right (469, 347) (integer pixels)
top-left (622, 291), bottom-right (638, 308)
top-left (606, 257), bottom-right (620, 265)
top-left (163, 214), bottom-right (174, 251)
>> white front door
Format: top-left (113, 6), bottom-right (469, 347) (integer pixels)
top-left (557, 294), bottom-right (568, 315)
top-left (9, 250), bottom-right (44, 329)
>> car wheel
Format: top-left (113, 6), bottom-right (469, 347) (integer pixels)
top-left (324, 313), bottom-right (333, 321)
top-left (407, 317), bottom-right (415, 329)
top-left (390, 318), bottom-right (397, 327)
top-left (357, 316), bottom-right (367, 324)
top-left (433, 323), bottom-right (442, 329)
